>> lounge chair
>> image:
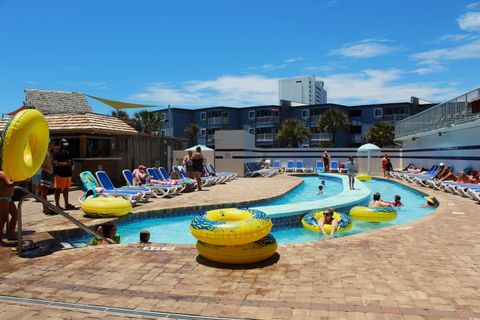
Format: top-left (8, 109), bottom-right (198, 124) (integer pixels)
top-left (285, 160), bottom-right (295, 172)
top-left (245, 162), bottom-right (275, 177)
top-left (203, 165), bottom-right (227, 184)
top-left (208, 164), bottom-right (237, 181)
top-left (96, 171), bottom-right (155, 200)
top-left (339, 162), bottom-right (348, 174)
top-left (272, 160), bottom-right (281, 172)
top-left (79, 171), bottom-right (142, 204)
top-left (173, 166), bottom-right (213, 187)
top-left (122, 169), bottom-right (175, 197)
top-left (250, 162), bottom-right (278, 176)
top-left (158, 167), bottom-right (196, 189)
top-left (315, 160), bottom-right (324, 173)
top-left (295, 160), bottom-right (305, 172)
top-left (146, 168), bottom-right (185, 194)
top-left (330, 161), bottom-right (339, 173)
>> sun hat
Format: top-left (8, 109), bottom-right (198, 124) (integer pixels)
top-left (439, 162), bottom-right (445, 166)
top-left (424, 195), bottom-right (439, 206)
top-left (138, 164), bottom-right (146, 169)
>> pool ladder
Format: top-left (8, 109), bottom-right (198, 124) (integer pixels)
top-left (13, 186), bottom-right (113, 256)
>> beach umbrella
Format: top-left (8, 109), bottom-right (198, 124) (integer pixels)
top-left (185, 144), bottom-right (214, 151)
top-left (357, 143), bottom-right (381, 175)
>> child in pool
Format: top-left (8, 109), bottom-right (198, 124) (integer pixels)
top-left (139, 230), bottom-right (150, 243)
top-left (318, 180), bottom-right (325, 194)
top-left (388, 195), bottom-right (403, 208)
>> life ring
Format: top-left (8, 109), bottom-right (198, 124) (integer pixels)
top-left (357, 175), bottom-right (372, 181)
top-left (1, 109), bottom-right (49, 181)
top-left (196, 234), bottom-right (278, 264)
top-left (190, 208), bottom-right (272, 245)
top-left (301, 211), bottom-right (353, 233)
top-left (350, 206), bottom-right (397, 222)
top-left (81, 197), bottom-right (132, 218)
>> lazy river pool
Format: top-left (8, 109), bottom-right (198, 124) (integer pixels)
top-left (69, 176), bottom-right (436, 246)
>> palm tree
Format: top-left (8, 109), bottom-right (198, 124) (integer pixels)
top-left (276, 118), bottom-right (311, 148)
top-left (111, 110), bottom-right (130, 119)
top-left (185, 123), bottom-right (200, 146)
top-left (318, 108), bottom-right (349, 146)
top-left (367, 122), bottom-right (395, 147)
top-left (133, 110), bottom-right (162, 134)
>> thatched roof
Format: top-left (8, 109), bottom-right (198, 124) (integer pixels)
top-left (0, 112), bottom-right (138, 136)
top-left (25, 89), bottom-right (93, 114)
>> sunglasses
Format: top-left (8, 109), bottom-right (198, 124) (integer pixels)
top-left (324, 212), bottom-right (333, 216)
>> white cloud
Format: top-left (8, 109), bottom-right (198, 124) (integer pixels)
top-left (60, 81), bottom-right (108, 90)
top-left (129, 71), bottom-right (458, 107)
top-left (261, 64), bottom-right (287, 70)
top-left (285, 57), bottom-right (303, 63)
top-left (458, 11), bottom-right (480, 30)
top-left (322, 69), bottom-right (458, 104)
top-left (413, 39), bottom-right (480, 64)
top-left (130, 75), bottom-right (279, 107)
top-left (411, 64), bottom-right (447, 75)
top-left (433, 33), bottom-right (476, 43)
top-left (466, 2), bottom-right (480, 10)
top-left (331, 39), bottom-right (398, 58)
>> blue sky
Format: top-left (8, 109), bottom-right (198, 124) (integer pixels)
top-left (1, 0), bottom-right (480, 115)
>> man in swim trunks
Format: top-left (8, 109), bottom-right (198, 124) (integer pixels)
top-left (317, 208), bottom-right (338, 237)
top-left (53, 139), bottom-right (75, 210)
top-left (368, 192), bottom-right (392, 208)
top-left (322, 151), bottom-right (330, 172)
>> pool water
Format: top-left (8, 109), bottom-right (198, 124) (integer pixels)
top-left (70, 178), bottom-right (435, 246)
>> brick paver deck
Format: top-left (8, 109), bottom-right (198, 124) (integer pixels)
top-left (1, 175), bottom-right (479, 319)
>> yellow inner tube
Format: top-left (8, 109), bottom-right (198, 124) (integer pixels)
top-left (350, 206), bottom-right (397, 222)
top-left (190, 208), bottom-right (272, 245)
top-left (81, 197), bottom-right (132, 218)
top-left (196, 234), bottom-right (277, 264)
top-left (301, 211), bottom-right (353, 233)
top-left (1, 109), bottom-right (49, 181)
top-left (357, 175), bottom-right (372, 181)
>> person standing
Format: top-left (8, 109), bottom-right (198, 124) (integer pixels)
top-left (381, 154), bottom-right (389, 177)
top-left (0, 171), bottom-right (19, 245)
top-left (41, 140), bottom-right (56, 215)
top-left (53, 139), bottom-right (75, 210)
top-left (322, 150), bottom-right (330, 172)
top-left (191, 146), bottom-right (204, 191)
top-left (347, 156), bottom-right (355, 190)
top-left (182, 150), bottom-right (194, 178)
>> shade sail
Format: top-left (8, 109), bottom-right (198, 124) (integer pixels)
top-left (185, 144), bottom-right (214, 151)
top-left (87, 95), bottom-right (160, 110)
top-left (357, 143), bottom-right (381, 152)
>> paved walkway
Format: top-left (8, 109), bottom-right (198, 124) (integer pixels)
top-left (1, 175), bottom-right (480, 319)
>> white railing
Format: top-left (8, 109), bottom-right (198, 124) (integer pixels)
top-left (395, 88), bottom-right (480, 138)
top-left (256, 133), bottom-right (274, 141)
top-left (311, 133), bottom-right (332, 141)
top-left (383, 114), bottom-right (410, 123)
top-left (207, 117), bottom-right (229, 125)
top-left (256, 116), bottom-right (280, 124)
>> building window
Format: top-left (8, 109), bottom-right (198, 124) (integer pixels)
top-left (302, 109), bottom-right (309, 118)
top-left (200, 128), bottom-right (206, 137)
top-left (249, 111), bottom-right (255, 119)
top-left (86, 138), bottom-right (111, 158)
top-left (222, 111), bottom-right (228, 118)
top-left (374, 108), bottom-right (383, 118)
top-left (200, 112), bottom-right (206, 120)
top-left (248, 128), bottom-right (254, 134)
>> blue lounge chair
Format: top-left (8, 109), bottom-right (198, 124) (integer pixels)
top-left (122, 169), bottom-right (175, 197)
top-left (173, 166), bottom-right (211, 187)
top-left (146, 168), bottom-right (185, 194)
top-left (96, 171), bottom-right (155, 200)
top-left (209, 164), bottom-right (237, 181)
top-left (339, 162), bottom-right (349, 174)
top-left (315, 160), bottom-right (324, 173)
top-left (79, 171), bottom-right (142, 204)
top-left (272, 161), bottom-right (281, 171)
top-left (203, 165), bottom-right (229, 183)
top-left (245, 162), bottom-right (275, 177)
top-left (330, 161), bottom-right (339, 173)
top-left (295, 160), bottom-right (305, 172)
top-left (285, 160), bottom-right (295, 172)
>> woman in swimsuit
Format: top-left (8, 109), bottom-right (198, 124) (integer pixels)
top-left (183, 150), bottom-right (194, 178)
top-left (0, 171), bottom-right (18, 245)
top-left (191, 147), bottom-right (204, 191)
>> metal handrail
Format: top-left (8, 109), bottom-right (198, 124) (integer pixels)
top-left (15, 186), bottom-right (113, 256)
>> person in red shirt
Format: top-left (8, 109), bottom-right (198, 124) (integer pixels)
top-left (381, 154), bottom-right (389, 177)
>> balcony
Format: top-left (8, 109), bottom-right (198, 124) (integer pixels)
top-left (207, 117), bottom-right (229, 126)
top-left (382, 114), bottom-right (410, 124)
top-left (256, 116), bottom-right (280, 124)
top-left (311, 133), bottom-right (332, 141)
top-left (309, 115), bottom-right (322, 125)
top-left (256, 133), bottom-right (274, 141)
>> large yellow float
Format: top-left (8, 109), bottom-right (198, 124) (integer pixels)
top-left (1, 109), bottom-right (49, 181)
top-left (301, 211), bottom-right (353, 233)
top-left (356, 175), bottom-right (372, 181)
top-left (190, 208), bottom-right (277, 264)
top-left (196, 234), bottom-right (277, 264)
top-left (81, 197), bottom-right (132, 218)
top-left (350, 206), bottom-right (397, 222)
top-left (190, 208), bottom-right (272, 245)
